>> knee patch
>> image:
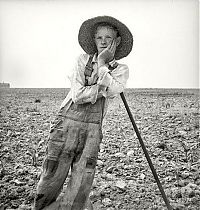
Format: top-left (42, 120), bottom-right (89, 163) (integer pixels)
top-left (86, 157), bottom-right (96, 169)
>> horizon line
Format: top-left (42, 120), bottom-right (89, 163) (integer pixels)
top-left (2, 87), bottom-right (199, 90)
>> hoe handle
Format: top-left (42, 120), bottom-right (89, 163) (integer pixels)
top-left (120, 92), bottom-right (173, 210)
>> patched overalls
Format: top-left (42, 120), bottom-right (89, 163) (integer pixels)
top-left (34, 56), bottom-right (108, 210)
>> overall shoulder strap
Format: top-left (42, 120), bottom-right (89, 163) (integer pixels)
top-left (84, 55), bottom-right (93, 77)
top-left (84, 55), bottom-right (94, 86)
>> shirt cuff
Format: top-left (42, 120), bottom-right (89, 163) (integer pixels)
top-left (109, 59), bottom-right (116, 66)
top-left (97, 65), bottom-right (113, 87)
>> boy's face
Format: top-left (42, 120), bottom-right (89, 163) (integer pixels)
top-left (94, 26), bottom-right (120, 54)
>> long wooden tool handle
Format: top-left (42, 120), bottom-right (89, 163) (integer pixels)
top-left (120, 92), bottom-right (173, 210)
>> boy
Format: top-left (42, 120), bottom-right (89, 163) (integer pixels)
top-left (33, 15), bottom-right (133, 210)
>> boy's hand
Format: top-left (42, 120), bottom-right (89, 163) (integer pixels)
top-left (98, 39), bottom-right (117, 67)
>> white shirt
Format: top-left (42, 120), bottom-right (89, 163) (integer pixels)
top-left (60, 53), bottom-right (129, 117)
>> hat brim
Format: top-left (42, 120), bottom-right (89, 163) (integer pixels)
top-left (78, 16), bottom-right (133, 60)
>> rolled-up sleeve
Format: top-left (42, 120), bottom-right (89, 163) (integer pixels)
top-left (97, 64), bottom-right (129, 98)
top-left (69, 55), bottom-right (99, 104)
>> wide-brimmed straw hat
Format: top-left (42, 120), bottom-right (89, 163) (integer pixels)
top-left (78, 16), bottom-right (133, 60)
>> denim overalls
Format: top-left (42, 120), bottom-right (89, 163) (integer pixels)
top-left (34, 57), bottom-right (106, 210)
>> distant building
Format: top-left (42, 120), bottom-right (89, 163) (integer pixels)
top-left (0, 83), bottom-right (10, 88)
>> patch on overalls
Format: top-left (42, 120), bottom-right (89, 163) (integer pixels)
top-left (43, 159), bottom-right (59, 178)
top-left (73, 130), bottom-right (87, 163)
top-left (47, 129), bottom-right (65, 161)
top-left (35, 193), bottom-right (44, 201)
top-left (62, 149), bottom-right (75, 160)
top-left (86, 157), bottom-right (96, 169)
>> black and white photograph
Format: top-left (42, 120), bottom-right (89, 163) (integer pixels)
top-left (0, 0), bottom-right (199, 209)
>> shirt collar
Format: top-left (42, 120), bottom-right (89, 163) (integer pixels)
top-left (92, 53), bottom-right (116, 67)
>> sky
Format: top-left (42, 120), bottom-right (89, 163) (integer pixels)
top-left (0, 0), bottom-right (199, 88)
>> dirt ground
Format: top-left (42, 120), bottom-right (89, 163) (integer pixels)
top-left (0, 88), bottom-right (199, 210)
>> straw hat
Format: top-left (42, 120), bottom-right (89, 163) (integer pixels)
top-left (78, 16), bottom-right (133, 60)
